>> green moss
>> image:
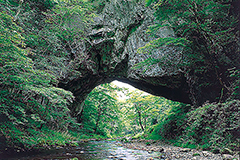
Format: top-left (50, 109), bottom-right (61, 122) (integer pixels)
top-left (193, 153), bottom-right (201, 156)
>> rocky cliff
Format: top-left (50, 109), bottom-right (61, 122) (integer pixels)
top-left (59, 0), bottom-right (239, 116)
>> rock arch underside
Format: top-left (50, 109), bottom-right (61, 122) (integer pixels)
top-left (58, 0), bottom-right (240, 116)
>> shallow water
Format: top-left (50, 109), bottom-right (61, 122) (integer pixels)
top-left (1, 141), bottom-right (163, 160)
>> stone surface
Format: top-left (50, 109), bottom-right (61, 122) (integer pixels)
top-left (58, 0), bottom-right (239, 115)
top-left (221, 148), bottom-right (233, 155)
top-left (222, 154), bottom-right (234, 160)
top-left (119, 140), bottom-right (225, 160)
top-left (180, 148), bottom-right (191, 152)
top-left (202, 151), bottom-right (212, 157)
top-left (58, 0), bottom-right (191, 116)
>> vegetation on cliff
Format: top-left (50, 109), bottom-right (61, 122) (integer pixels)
top-left (138, 0), bottom-right (240, 153)
top-left (0, 0), bottom-right (93, 153)
top-left (138, 0), bottom-right (240, 104)
top-left (0, 0), bottom-right (239, 156)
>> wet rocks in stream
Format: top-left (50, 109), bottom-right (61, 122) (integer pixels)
top-left (4, 140), bottom-right (240, 160)
top-left (117, 139), bottom-right (240, 160)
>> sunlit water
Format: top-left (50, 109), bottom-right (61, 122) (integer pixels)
top-left (2, 141), bottom-right (163, 160)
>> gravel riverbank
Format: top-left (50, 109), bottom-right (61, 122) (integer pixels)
top-left (118, 140), bottom-right (239, 160)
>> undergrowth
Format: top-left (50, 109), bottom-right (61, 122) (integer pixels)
top-left (0, 122), bottom-right (108, 154)
top-left (147, 100), bottom-right (240, 153)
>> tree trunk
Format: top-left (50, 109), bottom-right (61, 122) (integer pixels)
top-left (94, 106), bottom-right (102, 133)
top-left (144, 112), bottom-right (147, 130)
top-left (136, 107), bottom-right (144, 131)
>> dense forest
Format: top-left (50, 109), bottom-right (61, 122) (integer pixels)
top-left (0, 0), bottom-right (239, 157)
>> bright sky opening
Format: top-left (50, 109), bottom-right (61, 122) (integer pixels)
top-left (111, 80), bottom-right (136, 91)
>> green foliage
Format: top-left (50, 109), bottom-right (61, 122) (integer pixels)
top-left (79, 83), bottom-right (122, 137)
top-left (140, 0), bottom-right (240, 152)
top-left (137, 0), bottom-right (239, 102)
top-left (132, 132), bottom-right (144, 139)
top-left (79, 84), bottom-right (179, 139)
top-left (1, 0), bottom-right (239, 154)
top-left (0, 122), bottom-right (79, 152)
top-left (0, 0), bottom-right (94, 152)
top-left (148, 99), bottom-right (240, 152)
top-left (149, 103), bottom-right (191, 140)
top-left (120, 90), bottom-right (179, 137)
top-left (90, 0), bottom-right (109, 13)
top-left (22, 0), bottom-right (56, 12)
top-left (228, 68), bottom-right (240, 99)
top-left (179, 100), bottom-right (240, 151)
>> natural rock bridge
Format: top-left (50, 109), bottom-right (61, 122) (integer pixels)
top-left (58, 0), bottom-right (238, 116)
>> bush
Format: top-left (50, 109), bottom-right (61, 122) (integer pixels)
top-left (179, 100), bottom-right (240, 151)
top-left (149, 103), bottom-right (191, 140)
top-left (148, 100), bottom-right (240, 152)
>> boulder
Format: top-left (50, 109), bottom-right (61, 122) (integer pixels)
top-left (222, 154), bottom-right (234, 160)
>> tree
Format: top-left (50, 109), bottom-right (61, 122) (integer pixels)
top-left (0, 0), bottom-right (93, 151)
top-left (125, 90), bottom-right (168, 133)
top-left (79, 83), bottom-right (122, 136)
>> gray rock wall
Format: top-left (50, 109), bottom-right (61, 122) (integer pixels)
top-left (59, 0), bottom-right (237, 116)
top-left (59, 0), bottom-right (191, 116)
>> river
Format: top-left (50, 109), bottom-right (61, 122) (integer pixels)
top-left (2, 141), bottom-right (163, 160)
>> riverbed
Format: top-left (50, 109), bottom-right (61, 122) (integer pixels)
top-left (2, 141), bottom-right (163, 160)
top-left (2, 140), bottom-right (239, 160)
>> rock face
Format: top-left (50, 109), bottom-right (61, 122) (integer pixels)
top-left (59, 0), bottom-right (238, 116)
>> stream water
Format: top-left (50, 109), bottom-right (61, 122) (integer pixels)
top-left (2, 141), bottom-right (163, 160)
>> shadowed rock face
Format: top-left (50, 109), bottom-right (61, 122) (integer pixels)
top-left (58, 0), bottom-right (238, 116)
